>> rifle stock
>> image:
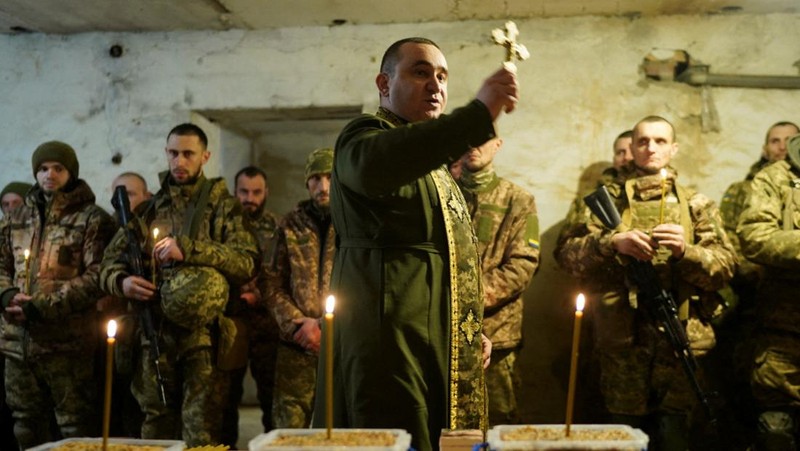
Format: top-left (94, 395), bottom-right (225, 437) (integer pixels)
top-left (583, 186), bottom-right (716, 424)
top-left (112, 186), bottom-right (168, 406)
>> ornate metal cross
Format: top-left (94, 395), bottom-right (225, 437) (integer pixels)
top-left (492, 21), bottom-right (530, 71)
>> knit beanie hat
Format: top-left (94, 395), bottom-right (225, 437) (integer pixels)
top-left (32, 141), bottom-right (79, 179)
top-left (1, 181), bottom-right (32, 199)
top-left (304, 147), bottom-right (334, 184)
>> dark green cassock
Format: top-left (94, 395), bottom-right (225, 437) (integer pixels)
top-left (312, 100), bottom-right (495, 451)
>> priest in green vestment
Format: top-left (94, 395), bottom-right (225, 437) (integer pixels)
top-left (311, 37), bottom-right (520, 451)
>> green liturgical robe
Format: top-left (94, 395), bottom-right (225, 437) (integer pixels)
top-left (312, 100), bottom-right (495, 451)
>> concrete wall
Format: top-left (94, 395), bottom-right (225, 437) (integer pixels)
top-left (1, 13), bottom-right (799, 423)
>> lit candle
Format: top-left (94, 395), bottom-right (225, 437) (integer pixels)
top-left (565, 294), bottom-right (585, 437)
top-left (23, 249), bottom-right (30, 295)
top-left (151, 228), bottom-right (160, 287)
top-left (659, 168), bottom-right (668, 224)
top-left (102, 320), bottom-right (117, 451)
top-left (324, 295), bottom-right (335, 439)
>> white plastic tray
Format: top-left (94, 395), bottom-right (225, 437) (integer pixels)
top-left (249, 428), bottom-right (411, 451)
top-left (488, 424), bottom-right (648, 450)
top-left (26, 437), bottom-right (185, 451)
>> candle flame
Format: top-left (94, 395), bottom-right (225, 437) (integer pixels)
top-left (660, 168), bottom-right (667, 180)
top-left (23, 249), bottom-right (30, 260)
top-left (576, 294), bottom-right (586, 312)
top-left (153, 228), bottom-right (160, 240)
top-left (107, 320), bottom-right (117, 339)
top-left (325, 295), bottom-right (335, 314)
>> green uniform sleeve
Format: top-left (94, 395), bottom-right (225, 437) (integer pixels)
top-left (336, 100), bottom-right (495, 197)
top-left (673, 192), bottom-right (737, 291)
top-left (263, 227), bottom-right (305, 341)
top-left (739, 162), bottom-right (800, 270)
top-left (482, 198), bottom-right (540, 310)
top-left (177, 196), bottom-right (257, 287)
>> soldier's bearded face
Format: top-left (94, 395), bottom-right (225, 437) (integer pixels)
top-left (165, 134), bottom-right (210, 185)
top-left (376, 43), bottom-right (448, 123)
top-left (632, 121), bottom-right (678, 175)
top-left (36, 162), bottom-right (71, 194)
top-left (236, 174), bottom-right (268, 214)
top-left (762, 124), bottom-right (799, 162)
top-left (307, 173), bottom-right (331, 208)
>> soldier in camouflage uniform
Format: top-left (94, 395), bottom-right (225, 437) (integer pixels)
top-left (0, 141), bottom-right (115, 450)
top-left (714, 121), bottom-right (799, 446)
top-left (0, 181), bottom-right (30, 450)
top-left (100, 124), bottom-right (258, 446)
top-left (720, 121), bottom-right (798, 302)
top-left (221, 166), bottom-right (280, 447)
top-left (457, 136), bottom-right (539, 425)
top-left (738, 133), bottom-right (800, 450)
top-left (264, 148), bottom-right (335, 428)
top-left (556, 116), bottom-right (736, 451)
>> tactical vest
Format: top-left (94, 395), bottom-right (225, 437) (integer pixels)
top-left (621, 178), bottom-right (695, 320)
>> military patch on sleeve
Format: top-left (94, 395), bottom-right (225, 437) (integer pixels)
top-left (525, 213), bottom-right (539, 249)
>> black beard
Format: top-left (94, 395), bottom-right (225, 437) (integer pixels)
top-left (171, 172), bottom-right (201, 186)
top-left (245, 203), bottom-right (264, 219)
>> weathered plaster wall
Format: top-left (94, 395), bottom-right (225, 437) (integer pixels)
top-left (1, 13), bottom-right (798, 423)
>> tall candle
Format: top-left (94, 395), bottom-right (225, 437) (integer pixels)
top-left (23, 249), bottom-right (30, 294)
top-left (658, 168), bottom-right (668, 224)
top-left (102, 320), bottom-right (117, 451)
top-left (565, 294), bottom-right (585, 437)
top-left (151, 228), bottom-right (160, 287)
top-left (324, 295), bottom-right (335, 439)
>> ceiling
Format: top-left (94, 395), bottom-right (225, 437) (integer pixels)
top-left (1, 0), bottom-right (797, 35)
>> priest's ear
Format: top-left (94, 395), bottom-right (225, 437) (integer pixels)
top-left (376, 72), bottom-right (390, 98)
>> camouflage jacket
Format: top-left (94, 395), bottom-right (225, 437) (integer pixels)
top-left (738, 159), bottom-right (800, 333)
top-left (100, 173), bottom-right (257, 344)
top-left (264, 200), bottom-right (335, 342)
top-left (0, 180), bottom-right (115, 359)
top-left (230, 207), bottom-right (280, 337)
top-left (719, 158), bottom-right (770, 285)
top-left (459, 169), bottom-right (539, 349)
top-left (555, 166), bottom-right (736, 343)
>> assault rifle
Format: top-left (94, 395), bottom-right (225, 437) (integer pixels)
top-left (112, 185), bottom-right (168, 406)
top-left (583, 185), bottom-right (716, 425)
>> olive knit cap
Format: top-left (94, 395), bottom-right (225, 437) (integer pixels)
top-left (32, 141), bottom-right (79, 179)
top-left (1, 181), bottom-right (32, 199)
top-left (304, 147), bottom-right (334, 184)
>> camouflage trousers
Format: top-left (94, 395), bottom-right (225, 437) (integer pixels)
top-left (5, 352), bottom-right (97, 450)
top-left (751, 332), bottom-right (800, 409)
top-left (221, 332), bottom-right (278, 447)
top-left (485, 347), bottom-right (521, 425)
top-left (132, 339), bottom-right (227, 447)
top-left (272, 342), bottom-right (317, 428)
top-left (598, 334), bottom-right (700, 416)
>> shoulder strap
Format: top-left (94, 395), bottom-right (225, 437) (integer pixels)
top-left (181, 178), bottom-right (215, 240)
top-left (674, 184), bottom-right (693, 241)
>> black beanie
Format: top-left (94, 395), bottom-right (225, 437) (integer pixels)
top-left (31, 141), bottom-right (79, 179)
top-left (0, 182), bottom-right (33, 199)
